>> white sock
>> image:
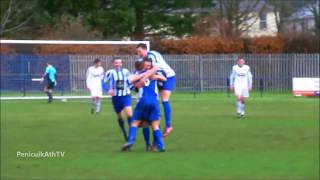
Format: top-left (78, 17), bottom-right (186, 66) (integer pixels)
top-left (96, 100), bottom-right (101, 113)
top-left (241, 102), bottom-right (245, 114)
top-left (236, 101), bottom-right (241, 113)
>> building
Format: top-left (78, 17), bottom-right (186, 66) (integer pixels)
top-left (283, 1), bottom-right (319, 34)
top-left (238, 1), bottom-right (278, 37)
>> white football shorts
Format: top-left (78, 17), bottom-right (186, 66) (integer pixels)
top-left (234, 86), bottom-right (249, 98)
top-left (89, 85), bottom-right (102, 97)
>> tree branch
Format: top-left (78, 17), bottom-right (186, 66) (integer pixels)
top-left (1, 15), bottom-right (32, 34)
top-left (1, 0), bottom-right (14, 34)
top-left (239, 1), bottom-right (267, 33)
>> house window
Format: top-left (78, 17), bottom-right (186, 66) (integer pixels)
top-left (259, 14), bottom-right (267, 30)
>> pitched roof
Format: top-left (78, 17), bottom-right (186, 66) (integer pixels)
top-left (286, 1), bottom-right (319, 20)
top-left (238, 0), bottom-right (274, 13)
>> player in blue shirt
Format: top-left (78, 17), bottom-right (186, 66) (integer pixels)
top-left (131, 61), bottom-right (166, 151)
top-left (136, 43), bottom-right (175, 137)
top-left (42, 63), bottom-right (57, 103)
top-left (104, 57), bottom-right (133, 141)
top-left (122, 58), bottom-right (166, 152)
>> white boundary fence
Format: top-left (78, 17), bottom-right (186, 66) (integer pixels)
top-left (69, 54), bottom-right (319, 92)
top-left (1, 53), bottom-right (319, 99)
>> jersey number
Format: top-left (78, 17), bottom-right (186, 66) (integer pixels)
top-left (144, 79), bottom-right (150, 86)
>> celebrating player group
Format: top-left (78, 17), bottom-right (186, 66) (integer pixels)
top-left (86, 43), bottom-right (176, 152)
top-left (85, 44), bottom-right (253, 152)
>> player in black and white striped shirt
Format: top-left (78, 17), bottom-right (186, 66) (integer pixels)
top-left (104, 57), bottom-right (133, 141)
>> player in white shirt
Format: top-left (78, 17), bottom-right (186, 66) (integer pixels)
top-left (86, 59), bottom-right (104, 114)
top-left (229, 58), bottom-right (253, 118)
top-left (136, 43), bottom-right (175, 137)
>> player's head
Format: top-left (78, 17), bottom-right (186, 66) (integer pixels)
top-left (237, 57), bottom-right (245, 67)
top-left (134, 61), bottom-right (144, 71)
top-left (142, 57), bottom-right (153, 70)
top-left (136, 43), bottom-right (148, 58)
top-left (93, 58), bottom-right (101, 67)
top-left (113, 57), bottom-right (122, 70)
top-left (46, 62), bottom-right (51, 66)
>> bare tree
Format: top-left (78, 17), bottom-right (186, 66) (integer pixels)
top-left (0, 0), bottom-right (37, 36)
top-left (306, 0), bottom-right (320, 35)
top-left (267, 0), bottom-right (296, 33)
top-left (200, 0), bottom-right (266, 37)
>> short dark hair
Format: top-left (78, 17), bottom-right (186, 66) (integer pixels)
top-left (238, 56), bottom-right (244, 60)
top-left (113, 57), bottom-right (122, 62)
top-left (136, 43), bottom-right (148, 49)
top-left (142, 57), bottom-right (152, 64)
top-left (134, 61), bottom-right (144, 71)
top-left (94, 58), bottom-right (101, 64)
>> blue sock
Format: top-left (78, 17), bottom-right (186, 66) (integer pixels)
top-left (153, 129), bottom-right (165, 150)
top-left (127, 117), bottom-right (132, 126)
top-left (162, 101), bottom-right (171, 128)
top-left (152, 133), bottom-right (158, 147)
top-left (142, 128), bottom-right (150, 147)
top-left (127, 126), bottom-right (137, 145)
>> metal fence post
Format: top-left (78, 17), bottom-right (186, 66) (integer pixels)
top-left (68, 55), bottom-right (73, 93)
top-left (21, 55), bottom-right (26, 96)
top-left (227, 77), bottom-right (230, 97)
top-left (259, 78), bottom-right (264, 97)
top-left (61, 81), bottom-right (64, 96)
top-left (199, 55), bottom-right (203, 92)
top-left (193, 57), bottom-right (197, 98)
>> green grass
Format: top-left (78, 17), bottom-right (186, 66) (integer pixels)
top-left (1, 93), bottom-right (319, 180)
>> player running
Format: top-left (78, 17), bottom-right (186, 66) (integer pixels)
top-left (42, 63), bottom-right (57, 103)
top-left (229, 57), bottom-right (253, 118)
top-left (86, 58), bottom-right (104, 114)
top-left (122, 58), bottom-right (166, 152)
top-left (136, 43), bottom-right (175, 137)
top-left (104, 57), bottom-right (133, 141)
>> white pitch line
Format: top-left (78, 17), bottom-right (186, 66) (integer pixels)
top-left (0, 96), bottom-right (111, 100)
top-left (0, 95), bottom-right (140, 100)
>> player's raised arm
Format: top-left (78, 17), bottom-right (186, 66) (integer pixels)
top-left (129, 73), bottom-right (144, 84)
top-left (140, 65), bottom-right (159, 80)
top-left (150, 73), bottom-right (167, 82)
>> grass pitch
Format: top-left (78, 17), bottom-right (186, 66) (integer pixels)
top-left (1, 92), bottom-right (319, 180)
